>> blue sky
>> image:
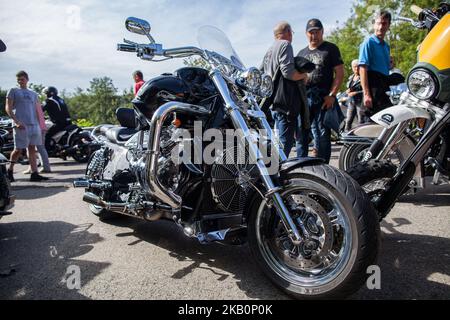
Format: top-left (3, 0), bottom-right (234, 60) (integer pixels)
top-left (0, 0), bottom-right (355, 93)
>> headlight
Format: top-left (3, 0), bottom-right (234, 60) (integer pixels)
top-left (407, 68), bottom-right (438, 100)
top-left (260, 74), bottom-right (273, 98)
top-left (238, 67), bottom-right (261, 93)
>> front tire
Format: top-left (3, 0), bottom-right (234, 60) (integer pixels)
top-left (338, 143), bottom-right (370, 171)
top-left (248, 164), bottom-right (380, 299)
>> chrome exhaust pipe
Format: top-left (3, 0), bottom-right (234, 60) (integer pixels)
top-left (73, 179), bottom-right (111, 190)
top-left (145, 101), bottom-right (210, 210)
top-left (82, 192), bottom-right (166, 221)
top-left (73, 179), bottom-right (90, 188)
top-left (83, 192), bottom-right (127, 212)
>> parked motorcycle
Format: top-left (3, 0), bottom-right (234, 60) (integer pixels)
top-left (44, 119), bottom-right (95, 163)
top-left (347, 3), bottom-right (450, 219)
top-left (0, 152), bottom-right (14, 219)
top-left (338, 82), bottom-right (411, 171)
top-left (0, 39), bottom-right (6, 53)
top-left (74, 18), bottom-right (379, 299)
top-left (0, 117), bottom-right (14, 155)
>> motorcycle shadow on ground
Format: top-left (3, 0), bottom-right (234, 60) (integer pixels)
top-left (105, 215), bottom-right (450, 299)
top-left (10, 167), bottom-right (85, 200)
top-left (351, 217), bottom-right (450, 299)
top-left (398, 182), bottom-right (450, 208)
top-left (108, 216), bottom-right (289, 299)
top-left (0, 221), bottom-right (108, 299)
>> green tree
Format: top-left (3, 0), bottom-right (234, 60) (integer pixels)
top-left (63, 77), bottom-right (134, 126)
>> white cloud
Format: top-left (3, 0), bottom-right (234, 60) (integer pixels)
top-left (0, 0), bottom-right (354, 93)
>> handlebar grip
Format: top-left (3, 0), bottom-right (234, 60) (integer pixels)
top-left (410, 5), bottom-right (423, 15)
top-left (117, 44), bottom-right (137, 52)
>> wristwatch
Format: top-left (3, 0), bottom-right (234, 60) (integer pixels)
top-left (328, 93), bottom-right (337, 99)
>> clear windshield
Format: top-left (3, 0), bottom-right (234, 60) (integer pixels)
top-left (197, 26), bottom-right (246, 72)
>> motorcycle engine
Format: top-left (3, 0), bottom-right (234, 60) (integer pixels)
top-left (157, 126), bottom-right (182, 191)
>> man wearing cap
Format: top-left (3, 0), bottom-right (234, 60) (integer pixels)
top-left (358, 11), bottom-right (392, 115)
top-left (297, 19), bottom-right (344, 163)
top-left (261, 21), bottom-right (308, 157)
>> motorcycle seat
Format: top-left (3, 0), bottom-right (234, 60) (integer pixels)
top-left (105, 127), bottom-right (138, 145)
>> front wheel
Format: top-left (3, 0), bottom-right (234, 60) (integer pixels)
top-left (338, 143), bottom-right (371, 171)
top-left (248, 164), bottom-right (380, 299)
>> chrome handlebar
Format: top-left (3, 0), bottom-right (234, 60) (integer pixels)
top-left (117, 41), bottom-right (205, 61)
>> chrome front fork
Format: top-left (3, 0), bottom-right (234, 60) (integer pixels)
top-left (211, 71), bottom-right (302, 243)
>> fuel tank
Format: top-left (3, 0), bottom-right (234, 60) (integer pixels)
top-left (132, 67), bottom-right (218, 119)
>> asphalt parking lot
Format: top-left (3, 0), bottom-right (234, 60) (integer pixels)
top-left (1, 146), bottom-right (449, 300)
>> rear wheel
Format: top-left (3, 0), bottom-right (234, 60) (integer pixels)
top-left (248, 164), bottom-right (380, 299)
top-left (88, 203), bottom-right (118, 221)
top-left (71, 136), bottom-right (91, 163)
top-left (85, 150), bottom-right (119, 221)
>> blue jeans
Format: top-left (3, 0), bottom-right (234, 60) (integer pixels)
top-left (272, 111), bottom-right (309, 158)
top-left (310, 109), bottom-right (331, 163)
top-left (297, 88), bottom-right (332, 163)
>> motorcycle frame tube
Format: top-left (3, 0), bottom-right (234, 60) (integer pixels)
top-left (210, 70), bottom-right (302, 243)
top-left (376, 105), bottom-right (450, 215)
top-left (364, 127), bottom-right (393, 161)
top-left (145, 101), bottom-right (211, 210)
top-left (376, 121), bottom-right (411, 161)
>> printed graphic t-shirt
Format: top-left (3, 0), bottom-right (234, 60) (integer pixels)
top-left (297, 41), bottom-right (344, 93)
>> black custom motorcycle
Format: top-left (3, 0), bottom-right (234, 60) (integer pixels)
top-left (74, 18), bottom-right (379, 299)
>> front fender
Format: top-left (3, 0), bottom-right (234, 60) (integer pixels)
top-left (279, 157), bottom-right (325, 181)
top-left (371, 104), bottom-right (431, 129)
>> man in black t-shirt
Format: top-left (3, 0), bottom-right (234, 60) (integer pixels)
top-left (297, 19), bottom-right (344, 163)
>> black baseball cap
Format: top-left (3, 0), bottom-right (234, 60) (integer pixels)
top-left (306, 19), bottom-right (323, 32)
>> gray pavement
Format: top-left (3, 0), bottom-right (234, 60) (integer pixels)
top-left (1, 147), bottom-right (449, 300)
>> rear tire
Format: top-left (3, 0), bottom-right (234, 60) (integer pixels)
top-left (71, 136), bottom-right (90, 163)
top-left (89, 203), bottom-right (119, 221)
top-left (247, 164), bottom-right (380, 299)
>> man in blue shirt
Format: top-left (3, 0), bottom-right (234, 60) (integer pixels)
top-left (358, 11), bottom-right (392, 115)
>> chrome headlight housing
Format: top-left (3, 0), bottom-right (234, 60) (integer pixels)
top-left (259, 74), bottom-right (273, 98)
top-left (238, 67), bottom-right (262, 93)
top-left (407, 68), bottom-right (439, 100)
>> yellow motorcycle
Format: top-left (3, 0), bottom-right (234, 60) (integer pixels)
top-left (348, 2), bottom-right (450, 219)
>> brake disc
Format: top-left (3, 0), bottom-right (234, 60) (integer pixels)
top-left (272, 194), bottom-right (334, 271)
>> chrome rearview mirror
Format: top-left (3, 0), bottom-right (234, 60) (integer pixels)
top-left (126, 17), bottom-right (151, 35)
